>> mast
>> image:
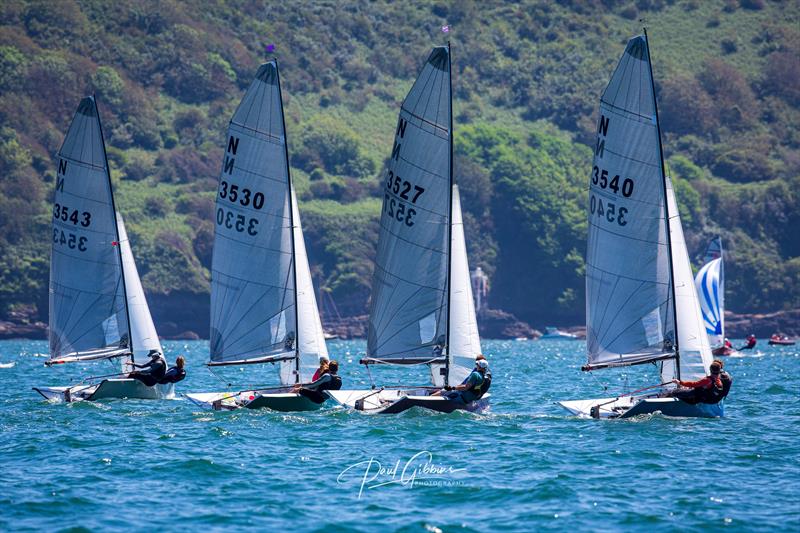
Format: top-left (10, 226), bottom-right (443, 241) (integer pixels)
top-left (643, 28), bottom-right (680, 380)
top-left (95, 95), bottom-right (134, 361)
top-left (444, 41), bottom-right (454, 387)
top-left (275, 59), bottom-right (302, 384)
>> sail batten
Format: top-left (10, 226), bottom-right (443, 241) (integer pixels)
top-left (48, 96), bottom-right (130, 363)
top-left (585, 35), bottom-right (676, 370)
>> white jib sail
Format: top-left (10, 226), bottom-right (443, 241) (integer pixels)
top-left (661, 177), bottom-right (713, 382)
top-left (585, 35), bottom-right (676, 369)
top-left (280, 186), bottom-right (328, 384)
top-left (116, 213), bottom-right (162, 369)
top-left (432, 185), bottom-right (480, 387)
top-left (49, 96), bottom-right (130, 363)
top-left (695, 236), bottom-right (724, 346)
top-left (209, 61), bottom-right (296, 367)
top-left (367, 47), bottom-right (451, 364)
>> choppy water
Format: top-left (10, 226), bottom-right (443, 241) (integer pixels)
top-left (1, 339), bottom-right (798, 532)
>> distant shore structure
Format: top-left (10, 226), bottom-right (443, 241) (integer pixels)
top-left (471, 267), bottom-right (489, 316)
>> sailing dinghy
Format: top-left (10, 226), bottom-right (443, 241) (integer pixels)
top-left (34, 97), bottom-right (172, 402)
top-left (557, 33), bottom-right (721, 419)
top-left (694, 237), bottom-right (736, 356)
top-left (185, 61), bottom-right (329, 412)
top-left (325, 45), bottom-right (489, 415)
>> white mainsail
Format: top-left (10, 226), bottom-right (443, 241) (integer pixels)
top-left (116, 213), bottom-right (162, 368)
top-left (48, 96), bottom-right (131, 364)
top-left (279, 187), bottom-right (328, 384)
top-left (584, 35), bottom-right (676, 370)
top-left (662, 178), bottom-right (713, 382)
top-left (694, 237), bottom-right (724, 346)
top-left (367, 46), bottom-right (452, 366)
top-left (209, 60), bottom-right (325, 387)
top-left (433, 184), bottom-right (481, 387)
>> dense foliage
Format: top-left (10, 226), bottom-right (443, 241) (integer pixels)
top-left (1, 0), bottom-right (798, 329)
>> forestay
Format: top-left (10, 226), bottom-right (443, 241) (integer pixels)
top-left (585, 36), bottom-right (676, 369)
top-left (695, 237), bottom-right (724, 346)
top-left (209, 62), bottom-right (297, 368)
top-left (279, 188), bottom-right (328, 384)
top-left (432, 185), bottom-right (480, 387)
top-left (368, 47), bottom-right (452, 365)
top-left (661, 177), bottom-right (713, 382)
top-left (49, 96), bottom-right (130, 364)
top-left (117, 213), bottom-right (162, 368)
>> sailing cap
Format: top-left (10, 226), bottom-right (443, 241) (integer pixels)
top-left (148, 349), bottom-right (162, 358)
top-left (476, 359), bottom-right (489, 370)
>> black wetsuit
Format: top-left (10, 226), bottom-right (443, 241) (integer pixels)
top-left (158, 366), bottom-right (186, 384)
top-left (129, 357), bottom-right (167, 387)
top-left (298, 373), bottom-right (342, 403)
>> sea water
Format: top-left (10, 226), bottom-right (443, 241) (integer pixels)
top-left (0, 339), bottom-right (797, 532)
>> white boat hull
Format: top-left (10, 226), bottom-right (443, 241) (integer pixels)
top-left (33, 379), bottom-right (175, 402)
top-left (185, 390), bottom-right (324, 412)
top-left (558, 395), bottom-right (723, 419)
top-left (326, 388), bottom-right (490, 415)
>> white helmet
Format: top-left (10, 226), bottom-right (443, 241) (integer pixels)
top-left (476, 359), bottom-right (489, 370)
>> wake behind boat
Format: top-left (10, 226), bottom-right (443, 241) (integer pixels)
top-left (184, 60), bottom-right (334, 412)
top-left (557, 31), bottom-right (727, 419)
top-left (324, 44), bottom-right (490, 415)
top-left (33, 97), bottom-right (174, 403)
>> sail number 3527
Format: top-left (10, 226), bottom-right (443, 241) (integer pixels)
top-left (384, 171), bottom-right (425, 227)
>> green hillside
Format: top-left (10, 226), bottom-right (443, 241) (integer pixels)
top-left (1, 0), bottom-right (798, 333)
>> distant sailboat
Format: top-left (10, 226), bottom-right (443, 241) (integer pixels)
top-left (326, 45), bottom-right (488, 414)
top-left (34, 96), bottom-right (172, 402)
top-left (558, 32), bottom-right (720, 419)
top-left (695, 237), bottom-right (734, 355)
top-left (185, 61), bottom-right (329, 412)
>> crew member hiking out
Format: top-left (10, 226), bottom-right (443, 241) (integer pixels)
top-left (159, 356), bottom-right (186, 385)
top-left (667, 359), bottom-right (732, 405)
top-left (292, 360), bottom-right (342, 404)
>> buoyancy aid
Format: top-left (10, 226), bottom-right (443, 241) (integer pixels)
top-left (478, 371), bottom-right (492, 397)
top-left (158, 367), bottom-right (186, 384)
top-left (699, 371), bottom-right (732, 404)
top-left (316, 374), bottom-right (342, 391)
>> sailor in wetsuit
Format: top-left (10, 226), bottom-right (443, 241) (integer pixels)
top-left (292, 360), bottom-right (342, 403)
top-left (127, 350), bottom-right (167, 387)
top-left (668, 359), bottom-right (732, 405)
top-left (159, 355), bottom-right (186, 384)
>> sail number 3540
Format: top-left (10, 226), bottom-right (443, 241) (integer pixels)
top-left (591, 166), bottom-right (634, 197)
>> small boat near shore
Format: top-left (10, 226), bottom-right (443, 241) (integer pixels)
top-left (540, 327), bottom-right (579, 340)
top-left (769, 335), bottom-right (796, 346)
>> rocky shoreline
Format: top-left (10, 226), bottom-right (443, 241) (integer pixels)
top-left (2, 308), bottom-right (797, 342)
